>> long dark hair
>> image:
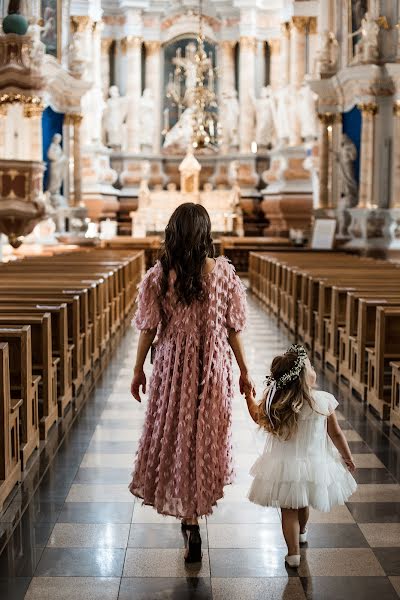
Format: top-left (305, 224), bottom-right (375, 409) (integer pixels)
top-left (258, 352), bottom-right (314, 440)
top-left (8, 0), bottom-right (22, 14)
top-left (160, 203), bottom-right (215, 305)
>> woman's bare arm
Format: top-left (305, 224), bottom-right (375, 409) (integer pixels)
top-left (327, 412), bottom-right (356, 473)
top-left (134, 329), bottom-right (157, 372)
top-left (228, 329), bottom-right (255, 395)
top-left (131, 328), bottom-right (157, 402)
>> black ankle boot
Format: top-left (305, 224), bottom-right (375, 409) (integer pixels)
top-left (184, 524), bottom-right (202, 563)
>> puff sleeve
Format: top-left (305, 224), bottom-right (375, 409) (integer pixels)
top-left (314, 391), bottom-right (339, 416)
top-left (133, 263), bottom-right (162, 331)
top-left (226, 263), bottom-right (248, 332)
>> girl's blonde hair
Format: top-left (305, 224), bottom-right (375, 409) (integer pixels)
top-left (257, 351), bottom-right (313, 440)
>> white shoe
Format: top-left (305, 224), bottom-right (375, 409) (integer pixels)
top-left (285, 554), bottom-right (301, 568)
top-left (299, 528), bottom-right (308, 543)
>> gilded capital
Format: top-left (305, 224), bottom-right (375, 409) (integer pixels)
top-left (291, 16), bottom-right (309, 33)
top-left (145, 40), bottom-right (161, 54)
top-left (309, 17), bottom-right (317, 34)
top-left (220, 39), bottom-right (236, 52)
top-left (318, 112), bottom-right (336, 126)
top-left (280, 22), bottom-right (290, 38)
top-left (394, 101), bottom-right (400, 116)
top-left (24, 104), bottom-right (44, 118)
top-left (120, 36), bottom-right (142, 54)
top-left (101, 38), bottom-right (113, 53)
top-left (240, 36), bottom-right (257, 53)
top-left (358, 102), bottom-right (379, 116)
top-left (268, 39), bottom-right (280, 55)
top-left (70, 15), bottom-right (93, 33)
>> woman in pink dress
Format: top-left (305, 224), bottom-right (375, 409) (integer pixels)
top-left (129, 203), bottom-right (253, 562)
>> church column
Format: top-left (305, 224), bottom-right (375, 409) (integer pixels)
top-left (268, 39), bottom-right (281, 91)
top-left (219, 40), bottom-right (236, 95)
top-left (317, 112), bottom-right (336, 209)
top-left (239, 36), bottom-right (257, 153)
top-left (290, 17), bottom-right (308, 88)
top-left (24, 103), bottom-right (44, 162)
top-left (391, 102), bottom-right (400, 208)
top-left (123, 36), bottom-right (142, 154)
top-left (357, 103), bottom-right (378, 208)
top-left (308, 17), bottom-right (318, 75)
top-left (72, 114), bottom-right (83, 205)
top-left (101, 38), bottom-right (113, 99)
top-left (145, 41), bottom-right (162, 154)
top-left (280, 23), bottom-right (290, 87)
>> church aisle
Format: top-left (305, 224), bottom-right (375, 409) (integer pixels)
top-left (0, 292), bottom-right (399, 600)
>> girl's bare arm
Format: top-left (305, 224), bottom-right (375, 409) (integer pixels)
top-left (245, 391), bottom-right (259, 424)
top-left (327, 412), bottom-right (356, 473)
top-left (134, 329), bottom-right (157, 373)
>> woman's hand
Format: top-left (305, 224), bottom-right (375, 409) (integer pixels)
top-left (131, 369), bottom-right (146, 403)
top-left (239, 371), bottom-right (255, 397)
top-left (343, 456), bottom-right (356, 474)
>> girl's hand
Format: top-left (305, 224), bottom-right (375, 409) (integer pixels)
top-left (343, 457), bottom-right (356, 474)
top-left (131, 369), bottom-right (146, 403)
top-left (239, 371), bottom-right (256, 397)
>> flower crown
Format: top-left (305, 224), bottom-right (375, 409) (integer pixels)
top-left (265, 344), bottom-right (308, 390)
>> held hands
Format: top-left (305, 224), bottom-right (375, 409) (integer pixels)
top-left (131, 369), bottom-right (146, 403)
top-left (239, 371), bottom-right (256, 398)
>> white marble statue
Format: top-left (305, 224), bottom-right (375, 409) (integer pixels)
top-left (47, 133), bottom-right (68, 197)
top-left (27, 23), bottom-right (45, 70)
top-left (350, 12), bottom-right (380, 64)
top-left (139, 88), bottom-right (155, 149)
top-left (298, 85), bottom-right (318, 140)
top-left (103, 86), bottom-right (128, 148)
top-left (163, 106), bottom-right (194, 151)
top-left (337, 134), bottom-right (358, 201)
top-left (314, 30), bottom-right (339, 75)
top-left (252, 86), bottom-right (275, 148)
top-left (171, 42), bottom-right (208, 106)
top-left (81, 88), bottom-right (106, 147)
top-left (68, 32), bottom-right (88, 78)
top-left (274, 86), bottom-right (291, 146)
top-left (220, 89), bottom-right (239, 148)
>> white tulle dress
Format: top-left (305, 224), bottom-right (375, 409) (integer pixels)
top-left (248, 390), bottom-right (357, 512)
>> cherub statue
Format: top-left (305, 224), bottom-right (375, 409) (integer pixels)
top-left (314, 30), bottom-right (339, 75)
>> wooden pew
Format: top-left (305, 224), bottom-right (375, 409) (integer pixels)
top-left (366, 307), bottom-right (400, 420)
top-left (390, 361), bottom-right (400, 432)
top-left (0, 315), bottom-right (58, 440)
top-left (0, 343), bottom-right (22, 512)
top-left (0, 303), bottom-right (72, 418)
top-left (0, 327), bottom-right (40, 468)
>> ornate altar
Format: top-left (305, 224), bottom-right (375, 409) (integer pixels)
top-left (131, 149), bottom-right (244, 236)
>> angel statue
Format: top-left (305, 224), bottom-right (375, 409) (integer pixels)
top-left (314, 30), bottom-right (339, 75)
top-left (350, 12), bottom-right (380, 64)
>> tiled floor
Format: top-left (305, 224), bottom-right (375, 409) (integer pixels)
top-left (1, 292), bottom-right (400, 599)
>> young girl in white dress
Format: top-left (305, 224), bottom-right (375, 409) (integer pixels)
top-left (246, 345), bottom-right (357, 568)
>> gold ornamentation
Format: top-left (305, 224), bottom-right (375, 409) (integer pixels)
top-left (281, 22), bottom-right (290, 38)
top-left (318, 112), bottom-right (337, 126)
top-left (120, 36), bottom-right (142, 54)
top-left (309, 17), bottom-right (317, 35)
top-left (145, 41), bottom-right (161, 54)
top-left (268, 39), bottom-right (280, 55)
top-left (358, 102), bottom-right (379, 115)
top-left (291, 17), bottom-right (309, 33)
top-left (0, 93), bottom-right (43, 108)
top-left (0, 105), bottom-right (8, 117)
top-left (24, 104), bottom-right (44, 118)
top-left (70, 16), bottom-right (92, 33)
top-left (101, 38), bottom-right (113, 53)
top-left (393, 102), bottom-right (400, 116)
top-left (239, 36), bottom-right (257, 53)
top-left (220, 40), bottom-right (236, 51)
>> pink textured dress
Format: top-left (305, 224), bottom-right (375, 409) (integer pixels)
top-left (128, 256), bottom-right (247, 518)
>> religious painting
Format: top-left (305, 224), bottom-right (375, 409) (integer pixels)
top-left (40, 0), bottom-right (61, 60)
